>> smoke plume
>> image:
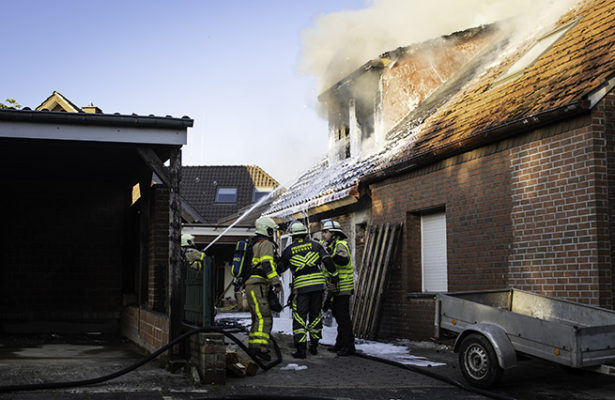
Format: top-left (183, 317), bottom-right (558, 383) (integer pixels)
top-left (300, 0), bottom-right (580, 94)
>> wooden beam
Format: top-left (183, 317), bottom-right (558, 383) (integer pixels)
top-left (136, 146), bottom-right (172, 187)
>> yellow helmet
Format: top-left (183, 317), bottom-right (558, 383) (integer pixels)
top-left (181, 233), bottom-right (195, 247)
top-left (288, 221), bottom-right (308, 236)
top-left (255, 216), bottom-right (278, 238)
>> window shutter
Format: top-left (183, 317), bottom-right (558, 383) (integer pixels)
top-left (421, 213), bottom-right (448, 292)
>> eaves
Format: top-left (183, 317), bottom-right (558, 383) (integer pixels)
top-left (361, 100), bottom-right (592, 186)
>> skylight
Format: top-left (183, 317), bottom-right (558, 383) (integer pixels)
top-left (491, 18), bottom-right (579, 88)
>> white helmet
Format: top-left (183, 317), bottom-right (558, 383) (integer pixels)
top-left (321, 219), bottom-right (347, 239)
top-left (288, 221), bottom-right (308, 236)
top-left (255, 216), bottom-right (278, 238)
top-left (181, 233), bottom-right (195, 247)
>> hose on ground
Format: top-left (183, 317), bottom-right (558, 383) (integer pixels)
top-left (0, 324), bottom-right (281, 394)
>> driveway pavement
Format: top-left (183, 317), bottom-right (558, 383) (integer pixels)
top-left (1, 330), bottom-right (614, 400)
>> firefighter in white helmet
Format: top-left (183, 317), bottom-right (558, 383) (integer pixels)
top-left (244, 216), bottom-right (282, 361)
top-left (278, 220), bottom-right (338, 358)
top-left (181, 233), bottom-right (204, 271)
top-left (321, 219), bottom-right (355, 356)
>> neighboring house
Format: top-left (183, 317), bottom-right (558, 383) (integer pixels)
top-left (0, 91), bottom-right (193, 354)
top-left (180, 165), bottom-right (280, 303)
top-left (265, 0), bottom-right (615, 340)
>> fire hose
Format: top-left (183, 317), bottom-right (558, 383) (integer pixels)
top-left (0, 323), bottom-right (282, 394)
top-left (0, 323), bottom-right (516, 399)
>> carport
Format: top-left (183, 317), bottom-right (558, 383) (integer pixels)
top-left (0, 108), bottom-right (193, 351)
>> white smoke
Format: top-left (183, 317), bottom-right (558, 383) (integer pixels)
top-left (300, 0), bottom-right (581, 93)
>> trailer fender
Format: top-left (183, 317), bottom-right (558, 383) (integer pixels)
top-left (454, 323), bottom-right (517, 369)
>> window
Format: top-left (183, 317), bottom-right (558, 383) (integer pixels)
top-left (421, 212), bottom-right (447, 292)
top-left (215, 187), bottom-right (237, 203)
top-left (491, 18), bottom-right (579, 88)
top-left (253, 188), bottom-right (272, 203)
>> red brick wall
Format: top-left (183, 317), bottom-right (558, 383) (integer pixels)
top-left (121, 306), bottom-right (169, 353)
top-left (381, 30), bottom-right (496, 133)
top-left (507, 114), bottom-right (612, 306)
top-left (371, 109), bottom-right (614, 339)
top-left (148, 185), bottom-right (170, 311)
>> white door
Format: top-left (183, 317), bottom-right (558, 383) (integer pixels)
top-left (421, 212), bottom-right (448, 292)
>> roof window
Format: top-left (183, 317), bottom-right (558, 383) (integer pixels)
top-left (215, 187), bottom-right (237, 203)
top-left (491, 18), bottom-right (579, 89)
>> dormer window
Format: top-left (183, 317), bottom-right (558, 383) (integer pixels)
top-left (492, 18), bottom-right (579, 88)
top-left (215, 187), bottom-right (237, 203)
top-left (253, 187), bottom-right (273, 203)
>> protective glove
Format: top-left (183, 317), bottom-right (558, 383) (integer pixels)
top-left (329, 274), bottom-right (340, 284)
top-left (272, 283), bottom-right (282, 295)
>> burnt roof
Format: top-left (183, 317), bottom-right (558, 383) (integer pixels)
top-left (266, 0), bottom-right (615, 218)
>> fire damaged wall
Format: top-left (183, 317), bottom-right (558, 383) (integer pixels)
top-left (380, 27), bottom-right (497, 133)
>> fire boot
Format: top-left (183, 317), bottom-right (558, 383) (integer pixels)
top-left (337, 346), bottom-right (356, 357)
top-left (309, 342), bottom-right (318, 355)
top-left (292, 345), bottom-right (307, 359)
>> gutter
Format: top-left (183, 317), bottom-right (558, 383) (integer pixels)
top-left (361, 100), bottom-right (591, 186)
top-left (0, 109), bottom-right (194, 130)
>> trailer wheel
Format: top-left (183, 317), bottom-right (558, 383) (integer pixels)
top-left (458, 333), bottom-right (503, 388)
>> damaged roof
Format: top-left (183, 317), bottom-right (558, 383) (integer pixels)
top-left (377, 0), bottom-right (614, 174)
top-left (265, 0), bottom-right (614, 219)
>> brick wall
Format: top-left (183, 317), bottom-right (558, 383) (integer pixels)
top-left (381, 30), bottom-right (496, 133)
top-left (370, 110), bottom-right (614, 339)
top-left (508, 115), bottom-right (612, 306)
top-left (148, 185), bottom-right (170, 311)
top-left (121, 306), bottom-right (169, 353)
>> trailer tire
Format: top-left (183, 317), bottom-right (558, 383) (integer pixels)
top-left (458, 333), bottom-right (503, 388)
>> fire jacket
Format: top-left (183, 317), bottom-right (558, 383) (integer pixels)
top-left (279, 238), bottom-right (338, 293)
top-left (325, 239), bottom-right (354, 295)
top-left (245, 236), bottom-right (281, 287)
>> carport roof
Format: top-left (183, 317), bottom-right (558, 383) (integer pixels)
top-left (0, 108), bottom-right (193, 145)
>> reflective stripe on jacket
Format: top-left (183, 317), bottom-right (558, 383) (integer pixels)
top-left (329, 239), bottom-right (354, 294)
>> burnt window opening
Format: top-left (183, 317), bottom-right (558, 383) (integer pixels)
top-left (356, 96), bottom-right (375, 142)
top-left (336, 125), bottom-right (350, 140)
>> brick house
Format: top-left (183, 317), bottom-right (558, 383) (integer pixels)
top-left (0, 91), bottom-right (193, 353)
top-left (265, 0), bottom-right (615, 340)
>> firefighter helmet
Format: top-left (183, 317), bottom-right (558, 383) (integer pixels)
top-left (181, 233), bottom-right (195, 247)
top-left (288, 221), bottom-right (308, 236)
top-left (255, 216), bottom-right (278, 238)
top-left (321, 219), bottom-right (347, 239)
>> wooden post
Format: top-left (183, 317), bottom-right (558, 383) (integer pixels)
top-left (168, 146), bottom-right (184, 356)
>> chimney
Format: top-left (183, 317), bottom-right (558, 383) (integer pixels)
top-left (82, 102), bottom-right (103, 114)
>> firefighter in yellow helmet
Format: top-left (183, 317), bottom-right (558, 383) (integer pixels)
top-left (181, 233), bottom-right (204, 271)
top-left (321, 219), bottom-right (355, 356)
top-left (245, 216), bottom-right (282, 361)
top-left (278, 221), bottom-right (338, 358)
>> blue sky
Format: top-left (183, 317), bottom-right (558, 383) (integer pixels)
top-left (2, 0), bottom-right (367, 185)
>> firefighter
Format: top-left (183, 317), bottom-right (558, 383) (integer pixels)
top-left (321, 219), bottom-right (356, 356)
top-left (181, 233), bottom-right (204, 270)
top-left (279, 221), bottom-right (338, 358)
top-left (245, 216), bottom-right (282, 361)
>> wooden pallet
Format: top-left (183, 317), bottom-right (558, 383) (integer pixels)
top-left (351, 223), bottom-right (402, 339)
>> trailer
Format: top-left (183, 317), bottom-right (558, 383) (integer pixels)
top-left (435, 288), bottom-right (615, 388)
